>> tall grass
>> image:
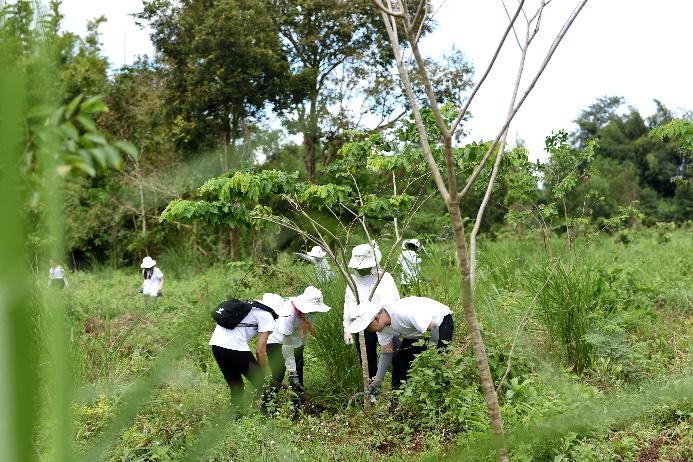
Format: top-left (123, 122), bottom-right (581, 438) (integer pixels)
top-left (525, 263), bottom-right (600, 374)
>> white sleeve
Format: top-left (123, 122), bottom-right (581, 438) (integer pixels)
top-left (377, 330), bottom-right (394, 346)
top-left (343, 287), bottom-right (356, 330)
top-left (277, 313), bottom-right (295, 336)
top-left (154, 268), bottom-right (163, 279)
top-left (408, 310), bottom-right (432, 335)
top-left (281, 344), bottom-right (297, 372)
top-left (256, 311), bottom-right (274, 333)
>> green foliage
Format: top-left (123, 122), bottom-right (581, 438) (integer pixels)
top-left (26, 95), bottom-right (136, 177)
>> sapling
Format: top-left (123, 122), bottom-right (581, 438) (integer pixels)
top-left (370, 1), bottom-right (589, 460)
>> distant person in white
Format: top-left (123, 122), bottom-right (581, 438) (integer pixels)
top-left (398, 239), bottom-right (422, 294)
top-left (348, 297), bottom-right (454, 396)
top-left (343, 242), bottom-right (400, 380)
top-left (48, 260), bottom-right (68, 289)
top-left (209, 293), bottom-right (283, 409)
top-left (139, 256), bottom-right (163, 297)
top-left (293, 245), bottom-right (334, 284)
top-left (265, 286), bottom-right (332, 404)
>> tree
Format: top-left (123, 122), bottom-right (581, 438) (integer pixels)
top-left (139, 0), bottom-right (291, 159)
top-left (370, 1), bottom-right (588, 460)
top-left (572, 97), bottom-right (692, 221)
top-left (264, 0), bottom-right (391, 180)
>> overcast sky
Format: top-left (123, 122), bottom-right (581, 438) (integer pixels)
top-left (59, 0), bottom-right (693, 161)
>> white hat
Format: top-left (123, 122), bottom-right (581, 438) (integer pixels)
top-left (291, 286), bottom-right (332, 313)
top-left (347, 300), bottom-right (382, 333)
top-left (402, 239), bottom-right (421, 250)
top-left (348, 243), bottom-right (382, 269)
top-left (140, 256), bottom-right (156, 269)
top-left (306, 246), bottom-right (327, 258)
top-left (255, 293), bottom-right (285, 313)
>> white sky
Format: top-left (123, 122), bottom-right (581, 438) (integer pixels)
top-left (58, 0), bottom-right (693, 161)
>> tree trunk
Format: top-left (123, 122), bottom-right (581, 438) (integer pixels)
top-left (447, 201), bottom-right (507, 460)
top-left (303, 89), bottom-right (319, 181)
top-left (229, 228), bottom-right (240, 262)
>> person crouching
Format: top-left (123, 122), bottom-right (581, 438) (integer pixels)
top-left (348, 297), bottom-right (454, 399)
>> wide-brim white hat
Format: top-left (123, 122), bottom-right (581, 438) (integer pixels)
top-left (140, 256), bottom-right (156, 269)
top-left (402, 238), bottom-right (421, 250)
top-left (255, 293), bottom-right (285, 314)
top-left (291, 286), bottom-right (332, 313)
top-left (347, 300), bottom-right (382, 333)
top-left (306, 245), bottom-right (327, 258)
top-left (348, 243), bottom-right (382, 269)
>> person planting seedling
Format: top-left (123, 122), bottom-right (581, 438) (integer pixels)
top-left (397, 238), bottom-right (422, 295)
top-left (343, 242), bottom-right (400, 380)
top-left (208, 293), bottom-right (283, 413)
top-left (264, 286), bottom-right (332, 408)
top-left (293, 245), bottom-right (334, 285)
top-left (348, 297), bottom-right (454, 403)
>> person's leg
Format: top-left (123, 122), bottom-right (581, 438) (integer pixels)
top-left (391, 338), bottom-right (427, 390)
top-left (353, 332), bottom-right (378, 380)
top-left (211, 346), bottom-right (245, 409)
top-left (364, 330), bottom-right (378, 379)
top-left (262, 343), bottom-right (285, 410)
top-left (436, 314), bottom-right (454, 348)
top-left (295, 345), bottom-right (305, 386)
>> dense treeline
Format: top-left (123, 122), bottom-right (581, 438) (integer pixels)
top-left (4, 0), bottom-right (690, 268)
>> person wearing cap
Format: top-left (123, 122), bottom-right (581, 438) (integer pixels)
top-left (344, 242), bottom-right (400, 380)
top-left (348, 297), bottom-right (453, 398)
top-left (398, 239), bottom-right (422, 295)
top-left (265, 286), bottom-right (332, 405)
top-left (209, 293), bottom-right (283, 411)
top-left (293, 245), bottom-right (334, 285)
top-left (139, 256), bottom-right (164, 297)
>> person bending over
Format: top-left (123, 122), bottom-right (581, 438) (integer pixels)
top-left (348, 296), bottom-right (453, 399)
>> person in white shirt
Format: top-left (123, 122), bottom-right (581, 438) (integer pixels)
top-left (293, 245), bottom-right (334, 285)
top-left (209, 293), bottom-right (283, 410)
top-left (48, 260), bottom-right (68, 289)
top-left (398, 239), bottom-right (422, 294)
top-left (265, 286), bottom-right (332, 405)
top-left (348, 297), bottom-right (454, 394)
top-left (343, 242), bottom-right (400, 380)
top-left (139, 256), bottom-right (164, 297)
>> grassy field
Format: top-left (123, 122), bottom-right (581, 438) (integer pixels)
top-left (49, 228), bottom-right (692, 461)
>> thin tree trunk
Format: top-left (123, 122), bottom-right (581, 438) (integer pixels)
top-left (229, 228), bottom-right (240, 262)
top-left (303, 89), bottom-right (319, 181)
top-left (393, 171), bottom-right (400, 240)
top-left (448, 201), bottom-right (507, 458)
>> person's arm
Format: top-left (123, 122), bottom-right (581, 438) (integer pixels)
top-left (293, 252), bottom-right (314, 263)
top-left (63, 275), bottom-right (69, 288)
top-left (343, 288), bottom-right (355, 344)
top-left (428, 321), bottom-right (440, 344)
top-left (256, 331), bottom-right (270, 371)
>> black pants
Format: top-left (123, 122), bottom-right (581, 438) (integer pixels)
top-left (211, 345), bottom-right (263, 406)
top-left (392, 314), bottom-right (454, 390)
top-left (353, 330), bottom-right (378, 380)
top-left (266, 343), bottom-right (304, 385)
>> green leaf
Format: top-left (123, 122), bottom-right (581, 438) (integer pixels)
top-left (114, 141), bottom-right (138, 159)
top-left (65, 95), bottom-right (84, 119)
top-left (76, 114), bottom-right (97, 132)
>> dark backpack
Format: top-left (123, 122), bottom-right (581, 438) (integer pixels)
top-left (211, 299), bottom-right (278, 329)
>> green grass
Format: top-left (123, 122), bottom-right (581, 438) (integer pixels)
top-left (33, 228), bottom-right (690, 461)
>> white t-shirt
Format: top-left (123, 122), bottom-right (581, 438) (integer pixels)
top-left (49, 266), bottom-right (65, 279)
top-left (209, 307), bottom-right (275, 351)
top-left (398, 250), bottom-right (421, 285)
top-left (268, 303), bottom-right (304, 348)
top-left (377, 297), bottom-right (452, 345)
top-left (142, 267), bottom-right (164, 296)
top-left (343, 271), bottom-right (400, 330)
